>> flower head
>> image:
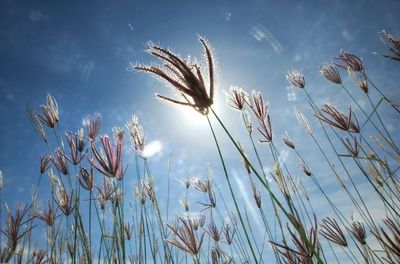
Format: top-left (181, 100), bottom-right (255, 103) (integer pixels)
top-left (378, 30), bottom-right (400, 61)
top-left (134, 37), bottom-right (215, 115)
top-left (90, 135), bottom-right (125, 180)
top-left (286, 69), bottom-right (305, 89)
top-left (313, 104), bottom-right (360, 133)
top-left (226, 86), bottom-right (248, 111)
top-left (36, 94), bottom-right (59, 128)
top-left (334, 50), bottom-right (364, 72)
top-left (320, 64), bottom-right (342, 84)
top-left (85, 113), bottom-right (102, 141)
top-left (125, 115), bottom-right (145, 157)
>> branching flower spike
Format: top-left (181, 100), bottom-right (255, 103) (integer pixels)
top-left (134, 37), bottom-right (215, 115)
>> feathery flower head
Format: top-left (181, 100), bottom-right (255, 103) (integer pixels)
top-left (79, 167), bottom-right (95, 191)
top-left (320, 64), bottom-right (342, 84)
top-left (52, 148), bottom-right (69, 175)
top-left (283, 131), bottom-right (295, 149)
top-left (286, 69), bottom-right (305, 89)
top-left (85, 113), bottom-right (102, 141)
top-left (313, 104), bottom-right (360, 133)
top-left (226, 86), bottom-right (248, 111)
top-left (134, 36), bottom-right (215, 115)
top-left (90, 135), bottom-right (125, 180)
top-left (37, 93), bottom-right (59, 128)
top-left (166, 216), bottom-right (205, 256)
top-left (335, 50), bottom-right (364, 72)
top-left (77, 128), bottom-right (85, 152)
top-left (347, 221), bottom-right (366, 245)
top-left (249, 91), bottom-right (272, 143)
top-left (320, 218), bottom-right (348, 247)
top-left (27, 106), bottom-right (47, 142)
top-left (126, 115), bottom-right (145, 156)
top-left (40, 155), bottom-right (52, 174)
top-left (378, 30), bottom-right (400, 61)
top-left (38, 201), bottom-right (57, 226)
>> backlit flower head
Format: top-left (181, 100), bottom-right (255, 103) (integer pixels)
top-left (134, 37), bottom-right (215, 115)
top-left (378, 30), bottom-right (400, 61)
top-left (286, 69), bottom-right (305, 89)
top-left (226, 86), bottom-right (248, 111)
top-left (334, 50), bottom-right (364, 72)
top-left (320, 64), bottom-right (342, 84)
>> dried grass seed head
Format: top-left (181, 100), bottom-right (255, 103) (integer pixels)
top-left (347, 221), bottom-right (366, 245)
top-left (226, 86), bottom-right (248, 111)
top-left (85, 113), bottom-right (102, 141)
top-left (378, 30), bottom-right (400, 61)
top-left (314, 104), bottom-right (360, 133)
top-left (286, 69), bottom-right (305, 89)
top-left (134, 37), bottom-right (215, 115)
top-left (335, 50), bottom-right (364, 72)
top-left (320, 64), bottom-right (342, 84)
top-left (125, 115), bottom-right (146, 156)
top-left (320, 217), bottom-right (348, 247)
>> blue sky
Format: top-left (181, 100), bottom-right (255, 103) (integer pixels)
top-left (0, 0), bottom-right (399, 261)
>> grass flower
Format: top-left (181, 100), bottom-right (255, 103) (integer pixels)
top-left (85, 113), bottom-right (101, 141)
top-left (79, 167), bottom-right (95, 191)
top-left (347, 221), bottom-right (366, 245)
top-left (36, 94), bottom-right (59, 128)
top-left (53, 185), bottom-right (75, 216)
top-left (52, 148), bottom-right (69, 175)
top-left (1, 204), bottom-right (34, 252)
top-left (320, 217), bottom-right (348, 247)
top-left (40, 155), bottom-right (52, 174)
top-left (248, 91), bottom-right (272, 143)
top-left (123, 222), bottom-right (133, 240)
top-left (166, 216), bottom-right (205, 256)
top-left (27, 106), bottom-right (47, 142)
top-left (134, 37), bottom-right (215, 115)
top-left (126, 115), bottom-right (145, 157)
top-left (378, 30), bottom-right (400, 61)
top-left (295, 108), bottom-right (313, 136)
top-left (335, 50), bottom-right (364, 72)
top-left (313, 104), bottom-right (360, 133)
top-left (65, 132), bottom-right (84, 165)
top-left (372, 217), bottom-right (400, 260)
top-left (226, 86), bottom-right (248, 111)
top-left (320, 64), bottom-right (342, 84)
top-left (37, 201), bottom-right (57, 226)
top-left (283, 131), bottom-right (295, 149)
top-left (204, 220), bottom-right (223, 242)
top-left (90, 135), bottom-right (125, 180)
top-left (286, 69), bottom-right (305, 89)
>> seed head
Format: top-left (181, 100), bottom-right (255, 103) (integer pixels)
top-left (347, 221), bottom-right (366, 245)
top-left (85, 113), bottom-right (102, 141)
top-left (313, 104), bottom-right (360, 133)
top-left (378, 30), bottom-right (400, 61)
top-left (126, 115), bottom-right (145, 157)
top-left (320, 217), bottom-right (348, 247)
top-left (286, 69), bottom-right (305, 89)
top-left (134, 37), bottom-right (215, 115)
top-left (226, 86), bottom-right (248, 111)
top-left (320, 64), bottom-right (342, 84)
top-left (335, 50), bottom-right (364, 72)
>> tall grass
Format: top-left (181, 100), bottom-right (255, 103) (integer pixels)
top-left (0, 31), bottom-right (399, 263)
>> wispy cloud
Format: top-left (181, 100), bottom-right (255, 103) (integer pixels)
top-left (250, 25), bottom-right (283, 54)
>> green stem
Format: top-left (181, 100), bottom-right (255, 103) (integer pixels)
top-left (206, 115), bottom-right (259, 264)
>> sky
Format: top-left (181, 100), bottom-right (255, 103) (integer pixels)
top-left (0, 0), bottom-right (399, 261)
